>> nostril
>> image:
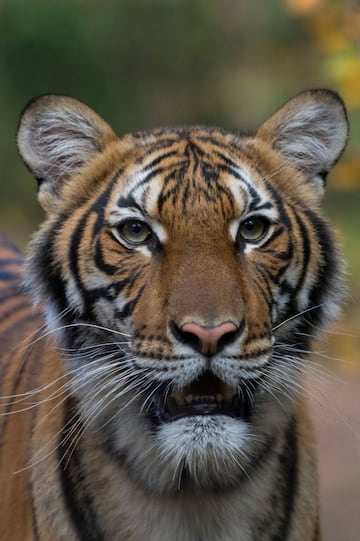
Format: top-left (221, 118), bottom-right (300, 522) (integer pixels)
top-left (170, 320), bottom-right (242, 356)
top-left (217, 327), bottom-right (240, 351)
top-left (169, 320), bottom-right (203, 353)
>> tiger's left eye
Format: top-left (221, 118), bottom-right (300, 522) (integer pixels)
top-left (238, 217), bottom-right (269, 242)
top-left (117, 220), bottom-right (152, 245)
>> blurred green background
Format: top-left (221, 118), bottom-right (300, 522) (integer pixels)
top-left (0, 0), bottom-right (359, 539)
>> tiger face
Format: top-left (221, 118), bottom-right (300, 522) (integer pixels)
top-left (17, 90), bottom-right (348, 494)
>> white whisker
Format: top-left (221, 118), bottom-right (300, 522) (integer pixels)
top-left (272, 304), bottom-right (324, 332)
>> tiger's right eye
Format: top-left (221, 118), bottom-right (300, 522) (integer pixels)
top-left (115, 220), bottom-right (152, 245)
top-left (238, 216), bottom-right (269, 243)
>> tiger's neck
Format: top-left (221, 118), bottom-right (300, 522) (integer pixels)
top-left (31, 391), bottom-right (319, 541)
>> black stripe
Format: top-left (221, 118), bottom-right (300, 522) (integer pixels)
top-left (218, 163), bottom-right (262, 206)
top-left (142, 150), bottom-right (179, 171)
top-left (30, 482), bottom-right (40, 541)
top-left (250, 201), bottom-right (273, 212)
top-left (83, 265), bottom-right (143, 308)
top-left (291, 207), bottom-right (311, 299)
top-left (133, 135), bottom-right (180, 156)
top-left (229, 432), bottom-right (277, 489)
top-left (114, 284), bottom-right (145, 319)
top-left (0, 270), bottom-right (21, 282)
top-left (157, 169), bottom-right (184, 212)
top-left (264, 181), bottom-right (292, 230)
top-left (276, 205), bottom-right (314, 337)
top-left (59, 399), bottom-right (104, 541)
top-left (272, 417), bottom-right (298, 541)
top-left (128, 163), bottom-right (177, 194)
top-left (117, 194), bottom-right (143, 211)
top-left (36, 218), bottom-right (69, 313)
top-left (68, 170), bottom-right (122, 315)
top-left (303, 208), bottom-right (340, 331)
top-left (259, 227), bottom-right (285, 250)
top-left (68, 212), bottom-right (91, 312)
top-left (196, 134), bottom-right (238, 151)
top-left (253, 263), bottom-right (273, 300)
top-left (184, 139), bottom-right (203, 162)
top-left (94, 236), bottom-right (118, 275)
top-left (213, 149), bottom-right (243, 169)
top-left (181, 177), bottom-right (190, 214)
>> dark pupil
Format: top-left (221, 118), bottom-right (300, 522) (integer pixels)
top-left (244, 220), bottom-right (256, 233)
top-left (131, 222), bottom-right (144, 234)
top-left (244, 219), bottom-right (257, 232)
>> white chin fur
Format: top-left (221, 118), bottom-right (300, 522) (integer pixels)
top-left (156, 415), bottom-right (250, 488)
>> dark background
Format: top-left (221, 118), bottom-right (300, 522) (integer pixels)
top-left (0, 1), bottom-right (359, 539)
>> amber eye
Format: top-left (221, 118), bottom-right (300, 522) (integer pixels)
top-left (238, 217), bottom-right (268, 242)
top-left (117, 220), bottom-right (152, 245)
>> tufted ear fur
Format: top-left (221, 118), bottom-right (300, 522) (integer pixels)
top-left (257, 89), bottom-right (349, 194)
top-left (17, 95), bottom-right (117, 211)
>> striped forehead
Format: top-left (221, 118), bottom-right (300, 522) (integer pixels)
top-left (109, 138), bottom-right (277, 223)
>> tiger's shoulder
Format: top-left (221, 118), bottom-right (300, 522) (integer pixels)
top-left (0, 236), bottom-right (66, 541)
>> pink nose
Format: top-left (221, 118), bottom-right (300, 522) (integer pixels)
top-left (180, 321), bottom-right (239, 356)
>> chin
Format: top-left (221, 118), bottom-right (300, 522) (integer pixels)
top-left (155, 414), bottom-right (251, 490)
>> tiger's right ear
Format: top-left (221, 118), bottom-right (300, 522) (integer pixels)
top-left (17, 95), bottom-right (117, 211)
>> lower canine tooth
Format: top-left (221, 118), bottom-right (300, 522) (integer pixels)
top-left (185, 394), bottom-right (193, 404)
top-left (216, 393), bottom-right (224, 403)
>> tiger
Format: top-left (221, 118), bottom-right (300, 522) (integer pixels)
top-left (0, 88), bottom-right (348, 541)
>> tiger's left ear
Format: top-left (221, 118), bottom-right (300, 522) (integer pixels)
top-left (17, 94), bottom-right (117, 211)
top-left (257, 89), bottom-right (348, 194)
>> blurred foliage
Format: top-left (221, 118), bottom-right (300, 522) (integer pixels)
top-left (286, 0), bottom-right (360, 191)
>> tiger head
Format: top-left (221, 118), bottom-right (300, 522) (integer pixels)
top-left (17, 90), bottom-right (348, 493)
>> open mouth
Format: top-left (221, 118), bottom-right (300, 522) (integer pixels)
top-left (150, 371), bottom-right (253, 423)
